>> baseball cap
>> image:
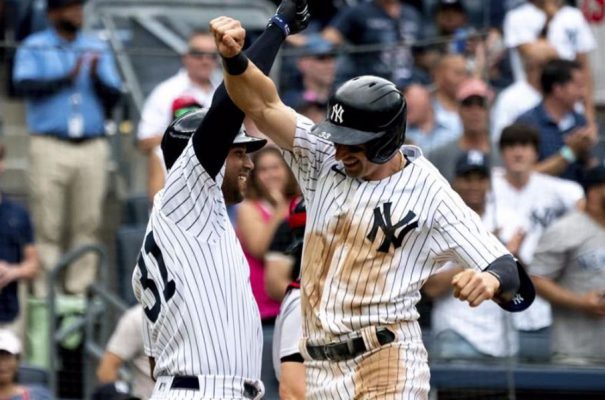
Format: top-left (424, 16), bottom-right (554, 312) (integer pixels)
top-left (47, 0), bottom-right (85, 11)
top-left (301, 36), bottom-right (336, 58)
top-left (171, 95), bottom-right (202, 119)
top-left (456, 78), bottom-right (494, 103)
top-left (0, 330), bottom-right (22, 355)
top-left (581, 160), bottom-right (605, 192)
top-left (454, 150), bottom-right (490, 177)
top-left (435, 0), bottom-right (466, 13)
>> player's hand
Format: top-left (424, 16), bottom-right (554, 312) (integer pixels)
top-left (578, 291), bottom-right (605, 317)
top-left (210, 17), bottom-right (246, 59)
top-left (274, 0), bottom-right (311, 35)
top-left (0, 262), bottom-right (18, 289)
top-left (69, 56), bottom-right (84, 81)
top-left (451, 269), bottom-right (501, 307)
top-left (88, 53), bottom-right (100, 78)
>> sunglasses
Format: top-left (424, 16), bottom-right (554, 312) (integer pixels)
top-left (188, 49), bottom-right (218, 59)
top-left (460, 96), bottom-right (488, 108)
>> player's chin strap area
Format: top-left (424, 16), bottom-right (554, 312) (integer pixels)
top-left (152, 375), bottom-right (264, 400)
top-left (300, 326), bottom-right (397, 362)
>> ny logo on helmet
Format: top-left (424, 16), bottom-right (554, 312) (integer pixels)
top-left (330, 104), bottom-right (345, 124)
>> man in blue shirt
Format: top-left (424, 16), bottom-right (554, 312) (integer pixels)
top-left (0, 143), bottom-right (40, 340)
top-left (515, 59), bottom-right (595, 183)
top-left (13, 0), bottom-right (122, 297)
top-left (322, 0), bottom-right (421, 87)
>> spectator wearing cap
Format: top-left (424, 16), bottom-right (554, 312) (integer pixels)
top-left (530, 160), bottom-right (605, 365)
top-left (282, 37), bottom-right (336, 111)
top-left (322, 0), bottom-right (421, 86)
top-left (403, 84), bottom-right (460, 154)
top-left (0, 330), bottom-right (52, 399)
top-left (428, 78), bottom-right (495, 182)
top-left (136, 29), bottom-right (220, 154)
top-left (12, 0), bottom-right (122, 297)
top-left (515, 59), bottom-right (596, 183)
top-left (423, 150), bottom-right (521, 360)
top-left (491, 123), bottom-right (584, 335)
top-left (147, 96), bottom-right (202, 201)
top-left (0, 143), bottom-right (39, 343)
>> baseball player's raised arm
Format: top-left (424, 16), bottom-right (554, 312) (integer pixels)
top-left (211, 16), bottom-right (302, 151)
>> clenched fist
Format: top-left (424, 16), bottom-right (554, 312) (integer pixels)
top-left (451, 269), bottom-right (501, 307)
top-left (209, 17), bottom-right (246, 59)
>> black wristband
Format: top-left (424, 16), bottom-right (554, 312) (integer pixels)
top-left (267, 14), bottom-right (290, 38)
top-left (222, 53), bottom-right (250, 76)
top-left (485, 254), bottom-right (520, 298)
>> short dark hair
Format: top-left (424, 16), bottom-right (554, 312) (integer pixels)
top-left (540, 59), bottom-right (582, 95)
top-left (499, 123), bottom-right (540, 152)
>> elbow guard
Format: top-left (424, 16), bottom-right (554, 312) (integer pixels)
top-left (486, 254), bottom-right (535, 312)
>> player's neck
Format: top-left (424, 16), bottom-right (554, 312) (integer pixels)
top-left (364, 151), bottom-right (405, 181)
top-left (504, 170), bottom-right (531, 190)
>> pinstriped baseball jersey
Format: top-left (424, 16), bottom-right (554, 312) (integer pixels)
top-left (132, 140), bottom-right (263, 381)
top-left (282, 114), bottom-right (510, 345)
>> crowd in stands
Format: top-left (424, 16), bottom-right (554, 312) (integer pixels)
top-left (0, 0), bottom-right (604, 398)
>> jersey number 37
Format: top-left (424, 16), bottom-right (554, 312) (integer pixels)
top-left (137, 231), bottom-right (176, 323)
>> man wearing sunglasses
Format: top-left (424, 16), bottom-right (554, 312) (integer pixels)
top-left (137, 30), bottom-right (220, 154)
top-left (428, 78), bottom-right (496, 182)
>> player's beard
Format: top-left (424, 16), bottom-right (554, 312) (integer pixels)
top-left (221, 174), bottom-right (245, 205)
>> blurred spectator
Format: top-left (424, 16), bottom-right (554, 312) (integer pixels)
top-left (491, 41), bottom-right (558, 144)
top-left (424, 151), bottom-right (519, 360)
top-left (0, 330), bottom-right (52, 399)
top-left (282, 38), bottom-right (336, 109)
top-left (295, 99), bottom-right (327, 125)
top-left (503, 0), bottom-right (596, 122)
top-left (492, 123), bottom-right (584, 332)
top-left (12, 0), bottom-right (122, 297)
top-left (96, 305), bottom-right (154, 400)
top-left (237, 147), bottom-right (299, 323)
top-left (147, 96), bottom-right (202, 201)
top-left (515, 59), bottom-right (595, 183)
top-left (403, 84), bottom-right (460, 153)
top-left (0, 143), bottom-right (39, 341)
top-left (271, 197), bottom-right (306, 399)
top-left (431, 54), bottom-right (468, 137)
top-left (322, 0), bottom-right (421, 86)
top-left (137, 30), bottom-right (220, 154)
top-left (530, 161), bottom-right (605, 365)
top-left (428, 78), bottom-right (494, 182)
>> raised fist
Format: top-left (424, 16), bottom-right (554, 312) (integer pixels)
top-left (209, 17), bottom-right (246, 58)
top-left (274, 0), bottom-right (311, 35)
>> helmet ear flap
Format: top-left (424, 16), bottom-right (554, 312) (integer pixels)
top-left (364, 105), bottom-right (407, 164)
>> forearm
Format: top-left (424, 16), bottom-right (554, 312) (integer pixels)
top-left (534, 153), bottom-right (569, 176)
top-left (93, 75), bottom-right (122, 116)
top-left (532, 275), bottom-right (585, 311)
top-left (422, 267), bottom-right (463, 299)
top-left (577, 53), bottom-right (595, 123)
top-left (14, 77), bottom-right (72, 97)
top-left (15, 246), bottom-right (39, 280)
top-left (485, 254), bottom-right (520, 301)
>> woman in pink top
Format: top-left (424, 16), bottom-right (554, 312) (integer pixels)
top-left (237, 146), bottom-right (299, 322)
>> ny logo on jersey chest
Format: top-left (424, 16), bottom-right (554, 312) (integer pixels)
top-left (367, 203), bottom-right (418, 253)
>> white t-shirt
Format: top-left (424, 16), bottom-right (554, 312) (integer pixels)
top-left (491, 170), bottom-right (584, 330)
top-left (430, 203), bottom-right (520, 358)
top-left (106, 305), bottom-right (155, 399)
top-left (137, 69), bottom-right (219, 140)
top-left (491, 80), bottom-right (542, 144)
top-left (504, 4), bottom-right (596, 81)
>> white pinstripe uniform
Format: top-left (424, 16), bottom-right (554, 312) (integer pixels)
top-left (132, 140), bottom-right (263, 400)
top-left (272, 287), bottom-right (303, 381)
top-left (283, 115), bottom-right (510, 399)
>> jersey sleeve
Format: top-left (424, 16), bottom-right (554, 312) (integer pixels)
top-left (277, 291), bottom-right (303, 359)
top-left (556, 178), bottom-right (584, 209)
top-left (160, 140), bottom-right (226, 242)
top-left (137, 83), bottom-right (172, 140)
top-left (503, 8), bottom-right (542, 48)
top-left (281, 113), bottom-right (335, 204)
top-left (571, 8), bottom-right (597, 54)
top-left (430, 187), bottom-right (509, 270)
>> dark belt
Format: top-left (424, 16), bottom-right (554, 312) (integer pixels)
top-left (170, 376), bottom-right (260, 399)
top-left (306, 327), bottom-right (396, 362)
top-left (34, 133), bottom-right (104, 144)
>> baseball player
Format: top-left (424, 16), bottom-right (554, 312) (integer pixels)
top-left (212, 17), bottom-right (535, 399)
top-left (272, 197), bottom-right (306, 399)
top-left (131, 2), bottom-right (310, 399)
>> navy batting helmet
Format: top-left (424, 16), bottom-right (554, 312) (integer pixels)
top-left (162, 109), bottom-right (266, 170)
top-left (310, 75), bottom-right (407, 164)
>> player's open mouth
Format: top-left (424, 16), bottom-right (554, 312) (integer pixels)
top-left (238, 175), bottom-right (247, 183)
